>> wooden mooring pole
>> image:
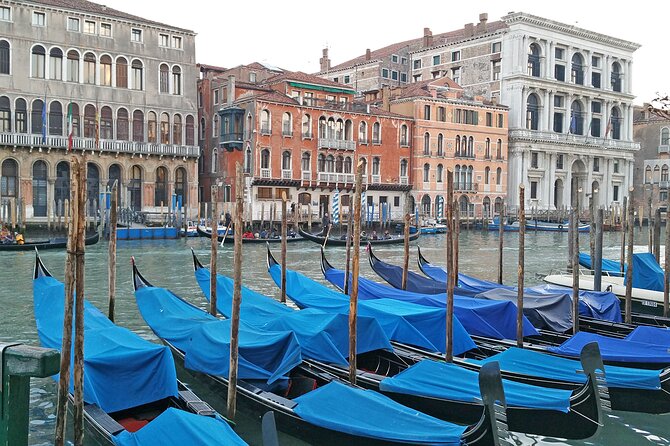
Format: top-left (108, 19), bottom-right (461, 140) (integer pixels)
top-left (497, 201), bottom-right (504, 284)
top-left (625, 188), bottom-right (635, 324)
top-left (344, 210), bottom-right (353, 295)
top-left (349, 161), bottom-right (364, 384)
top-left (209, 185), bottom-right (218, 316)
top-left (445, 171), bottom-right (455, 362)
top-left (665, 192), bottom-right (670, 318)
top-left (571, 209), bottom-right (580, 334)
top-left (654, 208), bottom-right (662, 264)
top-left (517, 185), bottom-right (525, 348)
top-left (453, 202), bottom-right (460, 280)
top-left (108, 182), bottom-right (118, 322)
top-left (594, 208), bottom-right (604, 292)
top-left (73, 160), bottom-right (86, 446)
top-left (620, 197), bottom-right (627, 275)
top-left (401, 213), bottom-right (410, 290)
top-left (227, 163), bottom-right (244, 420)
top-left (280, 192), bottom-right (287, 303)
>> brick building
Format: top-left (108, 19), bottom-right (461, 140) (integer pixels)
top-left (634, 104), bottom-right (670, 210)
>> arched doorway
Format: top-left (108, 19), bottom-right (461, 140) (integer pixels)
top-left (32, 160), bottom-right (48, 217)
top-left (459, 195), bottom-right (470, 217)
top-left (421, 195), bottom-right (431, 217)
top-left (87, 163), bottom-right (100, 216)
top-left (570, 159), bottom-right (586, 209)
top-left (494, 197), bottom-right (503, 215)
top-left (482, 196), bottom-right (491, 219)
top-left (129, 165), bottom-right (142, 211)
top-left (55, 161), bottom-right (70, 215)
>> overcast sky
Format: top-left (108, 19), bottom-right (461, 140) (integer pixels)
top-left (103, 0), bottom-right (666, 105)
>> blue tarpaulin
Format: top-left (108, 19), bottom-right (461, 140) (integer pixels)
top-left (193, 267), bottom-right (392, 365)
top-left (469, 347), bottom-right (661, 390)
top-left (579, 252), bottom-right (664, 292)
top-left (33, 275), bottom-right (179, 414)
top-left (113, 408), bottom-right (248, 446)
top-left (268, 264), bottom-right (476, 355)
top-left (134, 286), bottom-right (302, 384)
top-left (578, 252), bottom-right (622, 274)
top-left (548, 331), bottom-right (670, 364)
top-left (323, 265), bottom-right (539, 339)
top-left (624, 325), bottom-right (670, 345)
top-left (293, 381), bottom-right (466, 445)
top-left (380, 359), bottom-right (571, 412)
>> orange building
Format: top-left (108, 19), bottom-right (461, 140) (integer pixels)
top-left (389, 78), bottom-right (508, 219)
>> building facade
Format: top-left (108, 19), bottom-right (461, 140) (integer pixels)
top-left (0, 0), bottom-right (199, 222)
top-left (389, 78), bottom-right (508, 219)
top-left (634, 105), bottom-right (670, 210)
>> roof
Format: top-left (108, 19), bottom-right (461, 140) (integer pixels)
top-left (25, 0), bottom-right (195, 33)
top-left (262, 71), bottom-right (354, 91)
top-left (395, 77), bottom-right (463, 99)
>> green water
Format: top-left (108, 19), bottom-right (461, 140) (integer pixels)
top-left (2, 230), bottom-right (669, 445)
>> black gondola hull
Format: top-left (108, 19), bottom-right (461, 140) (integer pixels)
top-left (196, 226), bottom-right (304, 244)
top-left (0, 232), bottom-right (99, 251)
top-left (298, 226), bottom-right (419, 246)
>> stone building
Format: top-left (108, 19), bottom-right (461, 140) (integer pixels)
top-left (0, 0), bottom-right (199, 223)
top-left (634, 104), bottom-right (670, 210)
top-left (388, 77), bottom-right (509, 219)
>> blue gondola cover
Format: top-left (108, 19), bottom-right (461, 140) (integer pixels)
top-left (33, 273), bottom-right (179, 413)
top-left (579, 252), bottom-right (664, 292)
top-left (548, 331), bottom-right (670, 364)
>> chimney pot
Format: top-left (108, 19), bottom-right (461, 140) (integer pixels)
top-left (479, 13), bottom-right (488, 23)
top-left (227, 75), bottom-right (235, 106)
top-left (464, 23), bottom-right (474, 37)
top-left (365, 49), bottom-right (371, 60)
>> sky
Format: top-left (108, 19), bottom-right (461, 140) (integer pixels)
top-left (102, 0), bottom-right (667, 105)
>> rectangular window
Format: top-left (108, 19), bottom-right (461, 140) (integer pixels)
top-left (496, 114), bottom-right (504, 128)
top-left (555, 48), bottom-right (564, 60)
top-left (593, 158), bottom-right (600, 172)
top-left (591, 56), bottom-right (600, 68)
top-left (591, 101), bottom-right (601, 114)
top-left (554, 95), bottom-right (564, 107)
top-left (491, 42), bottom-right (501, 53)
top-left (553, 112), bottom-right (564, 133)
top-left (249, 72), bottom-right (257, 82)
top-left (486, 112), bottom-right (493, 127)
top-left (381, 68), bottom-right (389, 78)
top-left (67, 17), bottom-right (79, 31)
top-left (451, 67), bottom-right (461, 85)
top-left (83, 20), bottom-right (95, 34)
top-left (613, 185), bottom-right (619, 202)
top-left (424, 105), bottom-right (431, 120)
top-left (590, 118), bottom-right (601, 137)
top-left (344, 75), bottom-right (350, 83)
top-left (413, 59), bottom-right (421, 69)
top-left (556, 154), bottom-right (564, 170)
top-left (531, 152), bottom-right (538, 168)
top-left (131, 28), bottom-right (143, 42)
top-left (437, 107), bottom-right (446, 122)
top-left (84, 59), bottom-right (95, 84)
top-left (451, 51), bottom-right (460, 62)
top-left (159, 34), bottom-right (169, 47)
top-left (400, 73), bottom-right (407, 82)
top-left (391, 70), bottom-right (398, 80)
top-left (394, 196), bottom-right (400, 207)
top-left (555, 64), bottom-right (565, 82)
top-left (401, 57), bottom-right (407, 65)
top-left (275, 188), bottom-right (289, 199)
top-left (591, 72), bottom-right (601, 89)
top-left (530, 181), bottom-right (538, 199)
top-left (32, 11), bottom-right (45, 26)
top-left (100, 22), bottom-right (111, 37)
top-left (257, 187), bottom-right (273, 199)
top-left (391, 54), bottom-right (399, 63)
top-left (491, 60), bottom-right (501, 80)
top-left (172, 36), bottom-right (182, 49)
top-left (432, 55), bottom-right (440, 65)
top-left (213, 89), bottom-right (219, 104)
top-left (0, 6), bottom-right (10, 21)
top-left (614, 160), bottom-right (620, 173)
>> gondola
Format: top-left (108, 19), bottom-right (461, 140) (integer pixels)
top-left (1, 231), bottom-right (99, 251)
top-left (32, 252), bottom-right (251, 446)
top-left (133, 259), bottom-right (505, 446)
top-left (298, 225), bottom-right (419, 246)
top-left (265, 248), bottom-right (670, 414)
top-left (196, 225), bottom-right (303, 243)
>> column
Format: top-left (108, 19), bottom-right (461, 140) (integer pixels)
top-left (627, 60), bottom-right (633, 95)
top-left (546, 41), bottom-right (554, 79)
top-left (583, 50), bottom-right (591, 88)
top-left (586, 156), bottom-right (593, 197)
top-left (604, 158), bottom-right (612, 206)
top-left (628, 103), bottom-right (634, 141)
top-left (565, 158), bottom-right (573, 208)
top-left (47, 179), bottom-right (55, 220)
top-left (547, 91), bottom-right (554, 131)
top-left (542, 90), bottom-right (550, 131)
top-left (521, 86), bottom-right (527, 130)
top-left (546, 152), bottom-right (554, 209)
top-left (585, 96), bottom-right (592, 137)
top-left (604, 55), bottom-right (611, 91)
top-left (566, 93), bottom-right (573, 133)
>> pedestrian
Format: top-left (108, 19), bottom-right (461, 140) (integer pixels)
top-left (321, 212), bottom-right (330, 235)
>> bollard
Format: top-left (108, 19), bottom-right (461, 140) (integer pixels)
top-left (0, 343), bottom-right (60, 446)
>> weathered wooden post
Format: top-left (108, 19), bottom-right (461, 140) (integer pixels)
top-left (260, 202), bottom-right (265, 234)
top-left (654, 208), bottom-right (662, 263)
top-left (454, 201), bottom-right (460, 279)
top-left (620, 197), bottom-right (627, 275)
top-left (227, 163), bottom-right (244, 421)
top-left (209, 185), bottom-right (218, 316)
top-left (571, 209), bottom-right (580, 334)
top-left (108, 182), bottom-right (118, 322)
top-left (73, 160), bottom-right (87, 446)
top-left (280, 192), bottom-right (287, 303)
top-left (517, 185), bottom-right (525, 348)
top-left (445, 170), bottom-right (455, 362)
top-left (625, 188), bottom-right (635, 324)
top-left (648, 196), bottom-right (653, 253)
top-left (665, 193), bottom-right (670, 318)
top-left (498, 201), bottom-right (504, 284)
top-left (594, 208), bottom-right (604, 292)
top-left (589, 193), bottom-right (596, 262)
top-left (401, 213), bottom-right (410, 290)
top-left (344, 210), bottom-right (353, 295)
top-left (349, 161), bottom-right (364, 384)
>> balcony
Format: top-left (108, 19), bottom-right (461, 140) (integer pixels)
top-left (302, 170), bottom-right (311, 181)
top-left (281, 169), bottom-right (292, 180)
top-left (400, 176), bottom-right (408, 185)
top-left (659, 145), bottom-right (670, 154)
top-left (509, 129), bottom-right (640, 151)
top-left (371, 174), bottom-right (381, 184)
top-left (260, 168), bottom-right (271, 178)
top-left (317, 172), bottom-right (355, 184)
top-left (660, 181), bottom-right (670, 189)
top-left (317, 138), bottom-right (356, 151)
top-left (260, 125), bottom-right (271, 135)
top-left (220, 132), bottom-right (243, 151)
top-left (0, 132), bottom-right (200, 158)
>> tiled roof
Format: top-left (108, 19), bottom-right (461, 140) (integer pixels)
top-left (26, 0), bottom-right (194, 33)
top-left (262, 71), bottom-right (354, 91)
top-left (395, 77), bottom-right (463, 99)
top-left (198, 63), bottom-right (228, 73)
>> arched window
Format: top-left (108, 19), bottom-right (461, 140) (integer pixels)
top-left (155, 166), bottom-right (167, 206)
top-left (467, 166), bottom-right (473, 190)
top-left (55, 161), bottom-right (70, 208)
top-left (485, 138), bottom-right (491, 159)
top-left (400, 124), bottom-right (408, 146)
top-left (116, 57), bottom-right (128, 88)
top-left (372, 157), bottom-right (380, 175)
top-left (436, 164), bottom-right (443, 183)
top-left (148, 111), bottom-right (157, 142)
top-left (211, 149), bottom-right (218, 173)
top-left (67, 50), bottom-right (79, 82)
top-left (129, 165), bottom-right (142, 211)
top-left (319, 117), bottom-right (327, 139)
top-left (83, 104), bottom-right (96, 137)
top-left (185, 115), bottom-right (194, 145)
top-left (335, 118), bottom-right (344, 140)
top-left (570, 101), bottom-right (584, 135)
top-left (244, 146), bottom-right (252, 173)
top-left (261, 110), bottom-right (271, 134)
top-left (68, 102), bottom-right (79, 137)
top-left (86, 163), bottom-right (99, 216)
top-left (496, 167), bottom-right (502, 185)
top-left (15, 98), bottom-right (26, 133)
top-left (261, 149), bottom-right (270, 169)
top-left (199, 117), bottom-right (206, 140)
top-left (527, 43), bottom-right (541, 77)
top-left (160, 112), bottom-right (170, 144)
top-left (423, 163), bottom-right (430, 182)
top-left (83, 52), bottom-right (96, 84)
top-left (344, 156), bottom-right (352, 173)
top-left (132, 110), bottom-right (144, 142)
top-left (326, 155), bottom-right (335, 172)
top-left (108, 164), bottom-right (121, 202)
top-left (32, 160), bottom-right (48, 217)
top-left (326, 118), bottom-right (335, 139)
top-left (100, 106), bottom-right (113, 139)
top-left (468, 136), bottom-right (474, 157)
top-left (611, 62), bottom-right (622, 92)
top-left (335, 155), bottom-right (343, 173)
top-left (282, 112), bottom-right (292, 136)
top-left (301, 152), bottom-right (311, 172)
top-left (31, 99), bottom-right (44, 134)
top-left (31, 45), bottom-right (46, 78)
top-left (302, 114), bottom-right (312, 138)
top-left (1, 159), bottom-right (17, 198)
top-left (571, 53), bottom-right (584, 85)
top-left (344, 119), bottom-right (353, 141)
top-left (662, 128), bottom-right (670, 146)
top-left (496, 139), bottom-right (502, 159)
top-left (423, 132), bottom-right (430, 155)
top-left (49, 101), bottom-right (62, 135)
top-left (611, 107), bottom-right (621, 140)
top-left (455, 135), bottom-right (460, 156)
top-left (100, 55), bottom-right (112, 86)
top-left (159, 64), bottom-right (169, 93)
top-left (0, 96), bottom-right (10, 132)
top-left (526, 93), bottom-right (540, 130)
top-left (49, 48), bottom-right (63, 80)
top-left (662, 165), bottom-right (669, 182)
top-left (454, 165), bottom-right (461, 190)
top-left (175, 167), bottom-right (187, 205)
top-left (484, 166), bottom-right (490, 184)
top-left (173, 114), bottom-right (182, 145)
top-left (117, 108), bottom-right (129, 140)
top-left (372, 122), bottom-right (381, 143)
top-left (400, 159), bottom-right (408, 177)
top-left (282, 150), bottom-right (291, 170)
top-left (0, 40), bottom-right (9, 75)
top-left (131, 59), bottom-right (143, 90)
top-left (645, 166), bottom-right (653, 183)
top-left (317, 154), bottom-right (325, 172)
top-left (172, 66), bottom-right (181, 95)
top-left (358, 121), bottom-right (367, 143)
top-left (437, 133), bottom-right (443, 155)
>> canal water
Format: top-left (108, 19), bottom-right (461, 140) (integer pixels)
top-left (2, 228), bottom-right (668, 445)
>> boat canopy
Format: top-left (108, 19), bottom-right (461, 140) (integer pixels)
top-left (293, 381), bottom-right (466, 445)
top-left (380, 359), bottom-right (571, 412)
top-left (579, 252), bottom-right (664, 292)
top-left (33, 274), bottom-right (178, 413)
top-left (578, 252), bottom-right (622, 274)
top-left (267, 263), bottom-right (476, 355)
top-left (194, 267), bottom-right (392, 365)
top-left (625, 325), bottom-right (670, 345)
top-left (469, 347), bottom-right (661, 391)
top-left (112, 408), bottom-right (248, 446)
top-left (134, 285), bottom-right (301, 384)
top-left (324, 265), bottom-right (540, 339)
top-left (548, 331), bottom-right (670, 364)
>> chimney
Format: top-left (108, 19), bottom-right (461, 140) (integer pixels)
top-left (464, 23), bottom-right (474, 37)
top-left (382, 85), bottom-right (390, 111)
top-left (320, 48), bottom-right (331, 72)
top-left (365, 48), bottom-right (372, 61)
top-left (227, 75), bottom-right (235, 106)
top-left (476, 13), bottom-right (488, 34)
top-left (423, 27), bottom-right (433, 48)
